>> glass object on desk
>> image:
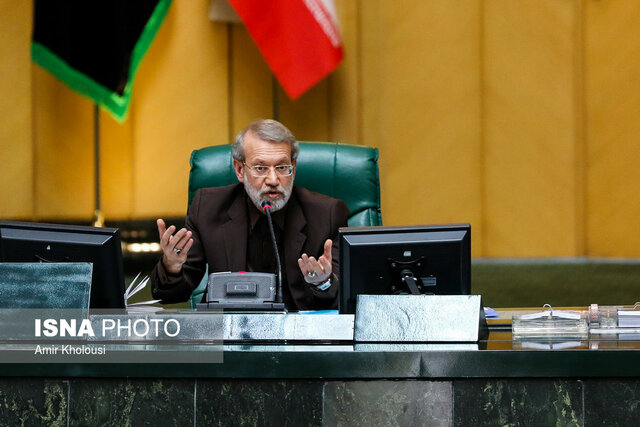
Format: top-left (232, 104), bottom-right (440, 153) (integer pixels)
top-left (616, 302), bottom-right (640, 328)
top-left (513, 340), bottom-right (586, 350)
top-left (589, 302), bottom-right (640, 332)
top-left (512, 304), bottom-right (588, 338)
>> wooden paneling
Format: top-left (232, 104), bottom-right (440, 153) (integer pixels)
top-left (360, 0), bottom-right (483, 254)
top-left (0, 0), bottom-right (33, 218)
top-left (100, 109), bottom-right (134, 218)
top-left (32, 67), bottom-right (94, 219)
top-left (584, 0), bottom-right (640, 256)
top-left (329, 0), bottom-right (360, 145)
top-left (483, 0), bottom-right (579, 256)
top-left (131, 1), bottom-right (229, 218)
top-left (278, 81), bottom-right (330, 142)
top-left (230, 25), bottom-right (273, 140)
top-left (359, 0), bottom-right (383, 155)
top-left (6, 0), bottom-right (640, 259)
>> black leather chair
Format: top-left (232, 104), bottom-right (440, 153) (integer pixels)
top-left (186, 141), bottom-right (382, 307)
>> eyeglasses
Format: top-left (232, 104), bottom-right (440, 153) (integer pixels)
top-left (243, 163), bottom-right (294, 177)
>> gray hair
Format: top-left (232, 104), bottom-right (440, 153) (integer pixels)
top-left (232, 119), bottom-right (299, 162)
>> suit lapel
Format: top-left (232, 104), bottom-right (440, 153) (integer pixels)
top-left (221, 191), bottom-right (248, 271)
top-left (284, 192), bottom-right (307, 284)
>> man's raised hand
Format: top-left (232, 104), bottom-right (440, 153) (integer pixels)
top-left (298, 239), bottom-right (333, 285)
top-left (157, 218), bottom-right (193, 274)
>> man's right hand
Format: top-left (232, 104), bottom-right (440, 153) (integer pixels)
top-left (157, 219), bottom-right (194, 274)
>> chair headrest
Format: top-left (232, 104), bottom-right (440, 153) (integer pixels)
top-left (188, 142), bottom-right (382, 227)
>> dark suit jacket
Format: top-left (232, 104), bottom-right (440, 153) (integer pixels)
top-left (151, 183), bottom-right (350, 310)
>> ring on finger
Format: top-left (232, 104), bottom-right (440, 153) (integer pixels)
top-left (306, 271), bottom-right (317, 279)
top-left (173, 248), bottom-right (182, 254)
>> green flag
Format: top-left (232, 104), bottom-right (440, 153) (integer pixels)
top-left (31, 0), bottom-right (172, 122)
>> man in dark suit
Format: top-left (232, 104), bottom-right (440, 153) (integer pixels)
top-left (151, 119), bottom-right (349, 310)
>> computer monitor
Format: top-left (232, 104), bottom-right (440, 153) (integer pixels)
top-left (0, 221), bottom-right (125, 308)
top-left (339, 224), bottom-right (471, 314)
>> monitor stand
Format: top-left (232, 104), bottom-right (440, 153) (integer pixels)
top-left (401, 274), bottom-right (421, 295)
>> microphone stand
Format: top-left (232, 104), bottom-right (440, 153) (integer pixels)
top-left (261, 201), bottom-right (283, 305)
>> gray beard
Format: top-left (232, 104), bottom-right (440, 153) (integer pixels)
top-left (243, 172), bottom-right (294, 213)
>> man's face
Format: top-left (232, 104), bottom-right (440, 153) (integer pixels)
top-left (233, 131), bottom-right (296, 212)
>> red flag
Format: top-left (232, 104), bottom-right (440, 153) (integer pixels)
top-left (229, 0), bottom-right (343, 99)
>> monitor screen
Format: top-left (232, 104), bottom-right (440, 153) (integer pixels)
top-left (0, 221), bottom-right (125, 308)
top-left (339, 224), bottom-right (471, 314)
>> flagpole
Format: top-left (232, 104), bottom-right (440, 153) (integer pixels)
top-left (93, 103), bottom-right (104, 227)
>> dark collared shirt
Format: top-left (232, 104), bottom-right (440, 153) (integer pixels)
top-left (246, 198), bottom-right (293, 307)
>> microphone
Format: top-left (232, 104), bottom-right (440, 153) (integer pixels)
top-left (261, 201), bottom-right (283, 304)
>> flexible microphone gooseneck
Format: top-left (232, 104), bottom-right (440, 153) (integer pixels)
top-left (261, 201), bottom-right (283, 304)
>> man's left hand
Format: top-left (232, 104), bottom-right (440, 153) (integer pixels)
top-left (298, 239), bottom-right (333, 285)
